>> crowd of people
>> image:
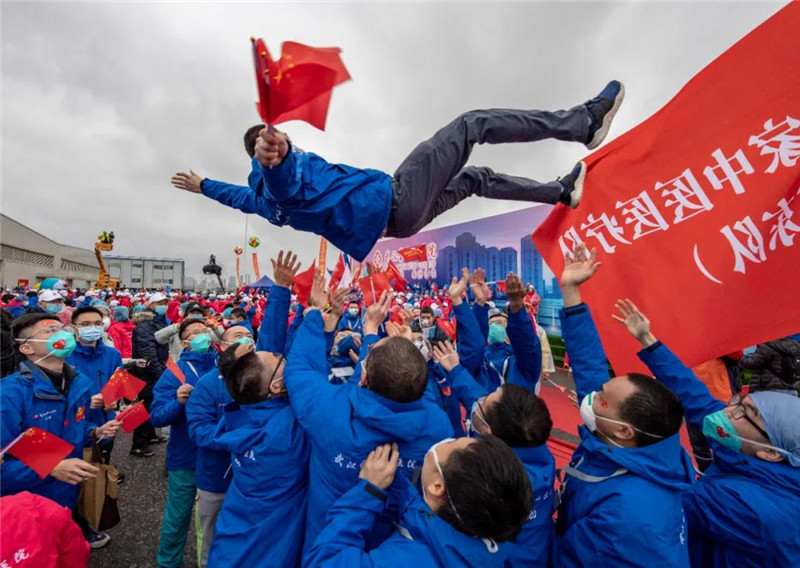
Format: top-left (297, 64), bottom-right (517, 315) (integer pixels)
top-left (1, 243), bottom-right (798, 567)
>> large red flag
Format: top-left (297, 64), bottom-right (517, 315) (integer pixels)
top-left (357, 273), bottom-right (392, 307)
top-left (397, 244), bottom-right (428, 262)
top-left (252, 38), bottom-right (351, 130)
top-left (292, 261), bottom-right (317, 307)
top-left (116, 401), bottom-right (150, 434)
top-left (385, 260), bottom-right (408, 292)
top-left (101, 368), bottom-right (146, 406)
top-left (1, 427), bottom-right (74, 478)
top-left (533, 3), bottom-right (800, 375)
top-left (166, 357), bottom-right (186, 385)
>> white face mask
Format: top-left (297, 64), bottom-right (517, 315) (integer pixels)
top-left (424, 438), bottom-right (464, 523)
top-left (348, 308), bottom-right (359, 316)
top-left (580, 392), bottom-right (665, 446)
top-left (414, 339), bottom-right (431, 362)
top-left (102, 317), bottom-right (111, 330)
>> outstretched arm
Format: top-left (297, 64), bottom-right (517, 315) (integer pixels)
top-left (256, 250), bottom-right (300, 353)
top-left (171, 170), bottom-right (261, 214)
top-left (505, 273), bottom-right (542, 391)
top-left (449, 269), bottom-right (484, 375)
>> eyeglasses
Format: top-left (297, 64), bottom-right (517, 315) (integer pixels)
top-left (266, 353), bottom-right (285, 397)
top-left (728, 393), bottom-right (770, 441)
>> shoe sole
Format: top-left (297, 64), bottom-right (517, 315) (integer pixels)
top-left (570, 162), bottom-right (586, 208)
top-left (586, 82), bottom-right (625, 150)
top-left (90, 537), bottom-right (111, 549)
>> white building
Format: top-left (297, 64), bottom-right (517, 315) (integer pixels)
top-left (0, 214), bottom-right (99, 289)
top-left (104, 255), bottom-right (185, 290)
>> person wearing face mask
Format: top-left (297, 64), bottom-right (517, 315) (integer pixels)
top-left (556, 244), bottom-right (694, 568)
top-left (412, 306), bottom-right (449, 344)
top-left (308, 436), bottom-right (533, 567)
top-left (2, 313), bottom-right (121, 549)
top-left (156, 302), bottom-right (225, 363)
top-left (107, 305), bottom-right (135, 359)
top-left (613, 299), bottom-right (800, 568)
top-left (66, 307), bottom-right (124, 466)
top-left (280, 272), bottom-right (453, 560)
top-left (88, 300), bottom-right (116, 349)
top-left (150, 318), bottom-right (219, 568)
top-left (432, 340), bottom-right (555, 568)
top-left (338, 301), bottom-right (364, 334)
top-left (129, 292), bottom-right (171, 457)
top-left (26, 289), bottom-right (67, 318)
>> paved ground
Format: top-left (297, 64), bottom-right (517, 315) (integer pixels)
top-left (87, 369), bottom-right (577, 567)
top-left (88, 428), bottom-right (198, 568)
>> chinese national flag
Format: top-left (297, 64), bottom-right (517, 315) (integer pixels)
top-left (166, 357), bottom-right (186, 385)
top-left (2, 427), bottom-right (74, 478)
top-left (358, 273), bottom-right (392, 307)
top-left (292, 261), bottom-right (317, 307)
top-left (397, 244), bottom-right (427, 262)
top-left (385, 260), bottom-right (408, 292)
top-left (533, 3), bottom-right (800, 375)
top-left (329, 253), bottom-right (346, 290)
top-left (252, 38), bottom-right (351, 131)
top-left (101, 368), bottom-right (146, 406)
top-left (116, 401), bottom-right (150, 434)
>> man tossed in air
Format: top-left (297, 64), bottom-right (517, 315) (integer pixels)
top-left (172, 81), bottom-right (624, 261)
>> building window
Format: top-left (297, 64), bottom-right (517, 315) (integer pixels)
top-left (61, 259), bottom-right (98, 273)
top-left (1, 245), bottom-right (54, 267)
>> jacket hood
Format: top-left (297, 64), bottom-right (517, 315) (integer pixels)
top-left (133, 311), bottom-right (155, 324)
top-left (576, 426), bottom-right (695, 492)
top-left (214, 398), bottom-right (290, 453)
top-left (712, 444), bottom-right (800, 498)
top-left (397, 478), bottom-right (512, 568)
top-left (350, 387), bottom-right (453, 443)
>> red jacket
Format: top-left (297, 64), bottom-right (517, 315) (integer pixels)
top-left (107, 320), bottom-right (136, 358)
top-left (0, 492), bottom-right (90, 568)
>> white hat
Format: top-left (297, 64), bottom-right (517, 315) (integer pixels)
top-left (149, 292), bottom-right (168, 304)
top-left (85, 290), bottom-right (97, 297)
top-left (109, 300), bottom-right (120, 307)
top-left (431, 303), bottom-right (439, 310)
top-left (39, 290), bottom-right (63, 303)
top-left (242, 296), bottom-right (252, 303)
top-left (59, 290), bottom-right (68, 297)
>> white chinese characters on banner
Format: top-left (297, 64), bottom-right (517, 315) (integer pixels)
top-left (748, 116), bottom-right (800, 173)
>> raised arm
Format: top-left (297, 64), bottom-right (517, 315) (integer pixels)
top-left (558, 245), bottom-right (610, 400)
top-left (470, 268), bottom-right (491, 343)
top-left (256, 250), bottom-right (299, 353)
top-left (171, 170), bottom-right (260, 214)
top-left (505, 273), bottom-right (542, 391)
top-left (449, 269), bottom-right (484, 375)
top-left (433, 341), bottom-right (488, 411)
top-left (253, 129), bottom-right (303, 202)
top-left (612, 299), bottom-right (725, 426)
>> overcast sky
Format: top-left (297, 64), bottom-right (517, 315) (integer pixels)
top-left (1, 0), bottom-right (784, 284)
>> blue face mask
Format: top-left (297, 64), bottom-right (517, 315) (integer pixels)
top-left (703, 410), bottom-right (742, 451)
top-left (154, 305), bottom-right (168, 317)
top-left (189, 333), bottom-right (211, 354)
top-left (234, 336), bottom-right (254, 345)
top-left (78, 327), bottom-right (103, 343)
top-left (488, 323), bottom-right (508, 345)
top-left (187, 313), bottom-right (204, 320)
top-left (45, 303), bottom-right (63, 315)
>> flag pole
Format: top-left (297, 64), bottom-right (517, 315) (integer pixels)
top-left (0, 429), bottom-right (28, 456)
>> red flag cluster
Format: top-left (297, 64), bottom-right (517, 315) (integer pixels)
top-left (1, 427), bottom-right (74, 478)
top-left (385, 260), bottom-right (408, 292)
top-left (116, 401), bottom-right (150, 434)
top-left (101, 368), bottom-right (146, 406)
top-left (532, 2), bottom-right (800, 374)
top-left (252, 38), bottom-right (351, 131)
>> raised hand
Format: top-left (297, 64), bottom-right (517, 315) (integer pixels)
top-left (363, 292), bottom-right (391, 335)
top-left (432, 340), bottom-right (460, 373)
top-left (470, 268), bottom-right (490, 306)
top-left (505, 273), bottom-right (525, 313)
top-left (612, 299), bottom-right (656, 347)
top-left (386, 321), bottom-right (413, 341)
top-left (561, 243), bottom-right (601, 288)
top-left (308, 272), bottom-right (328, 310)
top-left (271, 250), bottom-right (301, 289)
top-left (448, 268), bottom-right (469, 306)
top-left (329, 287), bottom-right (350, 317)
top-left (177, 383), bottom-right (194, 404)
top-left (255, 128), bottom-right (289, 168)
top-left (171, 170), bottom-right (203, 194)
top-left (359, 443), bottom-right (400, 490)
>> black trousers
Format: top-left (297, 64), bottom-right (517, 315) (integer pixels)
top-left (131, 394), bottom-right (155, 450)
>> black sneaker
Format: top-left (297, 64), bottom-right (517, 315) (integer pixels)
top-left (116, 471), bottom-right (126, 485)
top-left (557, 162), bottom-right (586, 208)
top-left (130, 447), bottom-right (155, 458)
top-left (585, 80), bottom-right (625, 150)
top-left (88, 530), bottom-right (111, 549)
top-left (148, 435), bottom-right (168, 445)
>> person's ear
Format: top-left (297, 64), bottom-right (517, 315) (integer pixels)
top-left (18, 342), bottom-right (34, 356)
top-left (427, 477), bottom-right (446, 501)
top-left (616, 423), bottom-right (637, 442)
top-left (268, 376), bottom-right (284, 396)
top-left (755, 448), bottom-right (784, 463)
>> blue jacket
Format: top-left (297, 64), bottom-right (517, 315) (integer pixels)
top-left (640, 341), bottom-right (800, 568)
top-left (474, 307), bottom-right (542, 393)
top-left (185, 368), bottom-right (233, 493)
top-left (284, 309), bottom-right (454, 555)
top-left (444, 363), bottom-right (555, 567)
top-left (0, 362), bottom-right (98, 508)
top-left (150, 350), bottom-right (217, 471)
top-left (208, 398), bottom-right (309, 568)
top-left (67, 341), bottom-right (123, 427)
top-left (308, 475), bottom-right (515, 567)
top-left (555, 304), bottom-right (694, 568)
top-left (201, 152), bottom-right (393, 262)
top-left (337, 312), bottom-right (363, 334)
top-left (255, 284), bottom-right (290, 354)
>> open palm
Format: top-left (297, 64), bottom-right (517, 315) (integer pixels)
top-left (561, 244), bottom-right (601, 287)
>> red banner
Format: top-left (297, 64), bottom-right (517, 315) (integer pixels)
top-left (252, 252), bottom-right (261, 281)
top-left (533, 3), bottom-right (800, 374)
top-left (397, 244), bottom-right (428, 262)
top-left (235, 256), bottom-right (241, 289)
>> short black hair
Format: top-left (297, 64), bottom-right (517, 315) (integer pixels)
top-left (178, 319), bottom-right (207, 340)
top-left (230, 308), bottom-right (247, 320)
top-left (619, 373), bottom-right (684, 447)
top-left (365, 337), bottom-right (428, 403)
top-left (218, 343), bottom-right (240, 382)
top-left (484, 385), bottom-right (552, 447)
top-left (11, 313), bottom-right (59, 357)
top-left (244, 124), bottom-right (266, 158)
top-left (225, 351), bottom-right (267, 405)
top-left (440, 435), bottom-right (532, 542)
top-left (2, 294), bottom-right (14, 304)
top-left (420, 307), bottom-right (434, 316)
top-left (71, 306), bottom-right (103, 324)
